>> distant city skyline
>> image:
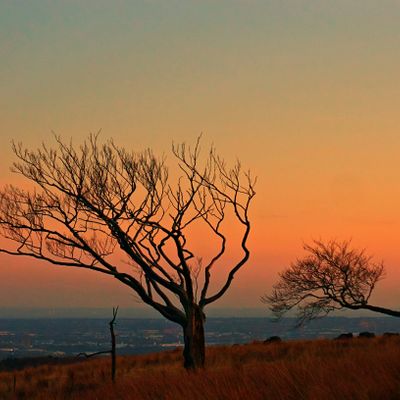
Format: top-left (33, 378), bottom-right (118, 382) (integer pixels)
top-left (2, 315), bottom-right (400, 362)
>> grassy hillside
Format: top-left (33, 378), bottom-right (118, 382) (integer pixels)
top-left (1, 336), bottom-right (400, 400)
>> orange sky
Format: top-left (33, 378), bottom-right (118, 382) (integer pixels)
top-left (1, 1), bottom-right (400, 312)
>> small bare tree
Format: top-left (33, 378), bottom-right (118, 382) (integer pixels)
top-left (76, 306), bottom-right (118, 382)
top-left (0, 134), bottom-right (255, 369)
top-left (264, 240), bottom-right (400, 325)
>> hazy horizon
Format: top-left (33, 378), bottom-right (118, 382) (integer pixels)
top-left (0, 306), bottom-right (396, 319)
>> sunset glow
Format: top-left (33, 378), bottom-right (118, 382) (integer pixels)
top-left (1, 1), bottom-right (400, 312)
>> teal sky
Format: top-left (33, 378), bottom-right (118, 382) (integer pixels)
top-left (2, 1), bottom-right (400, 148)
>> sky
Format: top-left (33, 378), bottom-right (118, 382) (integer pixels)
top-left (1, 0), bottom-right (400, 314)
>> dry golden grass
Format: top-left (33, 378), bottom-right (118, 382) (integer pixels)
top-left (1, 336), bottom-right (400, 400)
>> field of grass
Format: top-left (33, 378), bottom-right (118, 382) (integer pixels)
top-left (1, 336), bottom-right (400, 399)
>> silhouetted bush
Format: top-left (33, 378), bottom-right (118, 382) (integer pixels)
top-left (334, 333), bottom-right (353, 340)
top-left (358, 332), bottom-right (375, 339)
top-left (264, 336), bottom-right (282, 344)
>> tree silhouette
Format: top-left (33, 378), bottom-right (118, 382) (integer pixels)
top-left (264, 239), bottom-right (400, 325)
top-left (0, 134), bottom-right (255, 369)
top-left (76, 306), bottom-right (118, 381)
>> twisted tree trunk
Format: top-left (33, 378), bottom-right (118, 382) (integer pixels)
top-left (183, 305), bottom-right (205, 370)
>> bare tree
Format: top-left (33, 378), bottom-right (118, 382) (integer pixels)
top-left (0, 134), bottom-right (255, 369)
top-left (76, 306), bottom-right (118, 382)
top-left (110, 306), bottom-right (117, 382)
top-left (263, 240), bottom-right (400, 326)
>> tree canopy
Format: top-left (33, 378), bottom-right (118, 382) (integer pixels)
top-left (264, 240), bottom-right (400, 325)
